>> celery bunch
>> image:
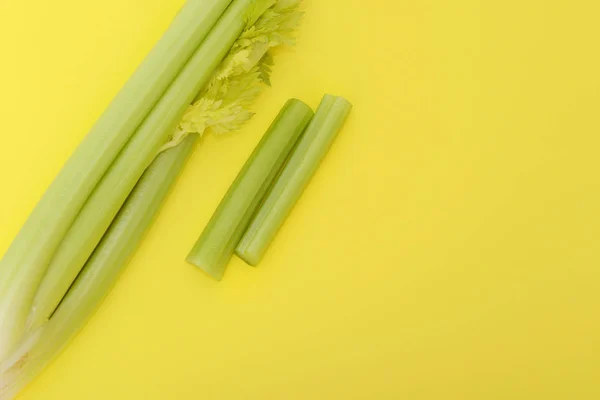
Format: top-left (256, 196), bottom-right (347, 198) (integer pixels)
top-left (0, 0), bottom-right (302, 398)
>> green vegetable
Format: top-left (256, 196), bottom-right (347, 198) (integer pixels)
top-left (0, 1), bottom-right (304, 397)
top-left (0, 0), bottom-right (234, 360)
top-left (0, 135), bottom-right (198, 400)
top-left (236, 95), bottom-right (352, 266)
top-left (187, 99), bottom-right (314, 280)
top-left (27, 0), bottom-right (263, 332)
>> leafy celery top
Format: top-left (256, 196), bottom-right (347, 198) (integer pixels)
top-left (162, 0), bottom-right (303, 151)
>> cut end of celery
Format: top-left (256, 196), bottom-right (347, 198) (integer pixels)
top-left (235, 249), bottom-right (260, 267)
top-left (186, 255), bottom-right (226, 281)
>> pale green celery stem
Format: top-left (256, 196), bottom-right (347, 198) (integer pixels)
top-left (236, 95), bottom-right (353, 266)
top-left (0, 0), bottom-right (233, 359)
top-left (27, 0), bottom-right (256, 331)
top-left (0, 135), bottom-right (198, 400)
top-left (187, 99), bottom-right (314, 280)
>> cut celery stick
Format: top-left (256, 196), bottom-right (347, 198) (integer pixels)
top-left (0, 0), bottom-right (233, 360)
top-left (186, 99), bottom-right (314, 280)
top-left (236, 95), bottom-right (352, 266)
top-left (27, 0), bottom-right (258, 331)
top-left (0, 135), bottom-right (198, 400)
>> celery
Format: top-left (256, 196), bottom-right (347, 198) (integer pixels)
top-left (0, 1), bottom-right (305, 397)
top-left (27, 0), bottom-right (261, 331)
top-left (0, 135), bottom-right (198, 400)
top-left (0, 0), bottom-right (233, 360)
top-left (187, 99), bottom-right (313, 280)
top-left (236, 95), bottom-right (352, 266)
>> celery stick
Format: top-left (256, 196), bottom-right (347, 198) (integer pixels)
top-left (236, 95), bottom-right (352, 266)
top-left (0, 135), bottom-right (198, 400)
top-left (0, 0), bottom-right (233, 360)
top-left (187, 99), bottom-right (314, 280)
top-left (27, 0), bottom-right (260, 331)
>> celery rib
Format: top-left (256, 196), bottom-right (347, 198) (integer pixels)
top-left (0, 0), bottom-right (234, 360)
top-left (187, 99), bottom-right (314, 280)
top-left (0, 135), bottom-right (198, 400)
top-left (236, 95), bottom-right (352, 266)
top-left (27, 0), bottom-right (259, 331)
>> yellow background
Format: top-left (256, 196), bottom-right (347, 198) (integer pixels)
top-left (1, 0), bottom-right (599, 399)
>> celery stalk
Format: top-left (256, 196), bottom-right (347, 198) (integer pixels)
top-left (27, 0), bottom-right (260, 330)
top-left (187, 99), bottom-right (314, 280)
top-left (236, 95), bottom-right (352, 266)
top-left (0, 0), bottom-right (233, 359)
top-left (0, 135), bottom-right (198, 400)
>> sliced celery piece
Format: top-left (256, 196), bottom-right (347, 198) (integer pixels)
top-left (28, 0), bottom-right (257, 330)
top-left (187, 99), bottom-right (314, 280)
top-left (0, 135), bottom-right (198, 400)
top-left (236, 95), bottom-right (352, 266)
top-left (0, 0), bottom-right (233, 360)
